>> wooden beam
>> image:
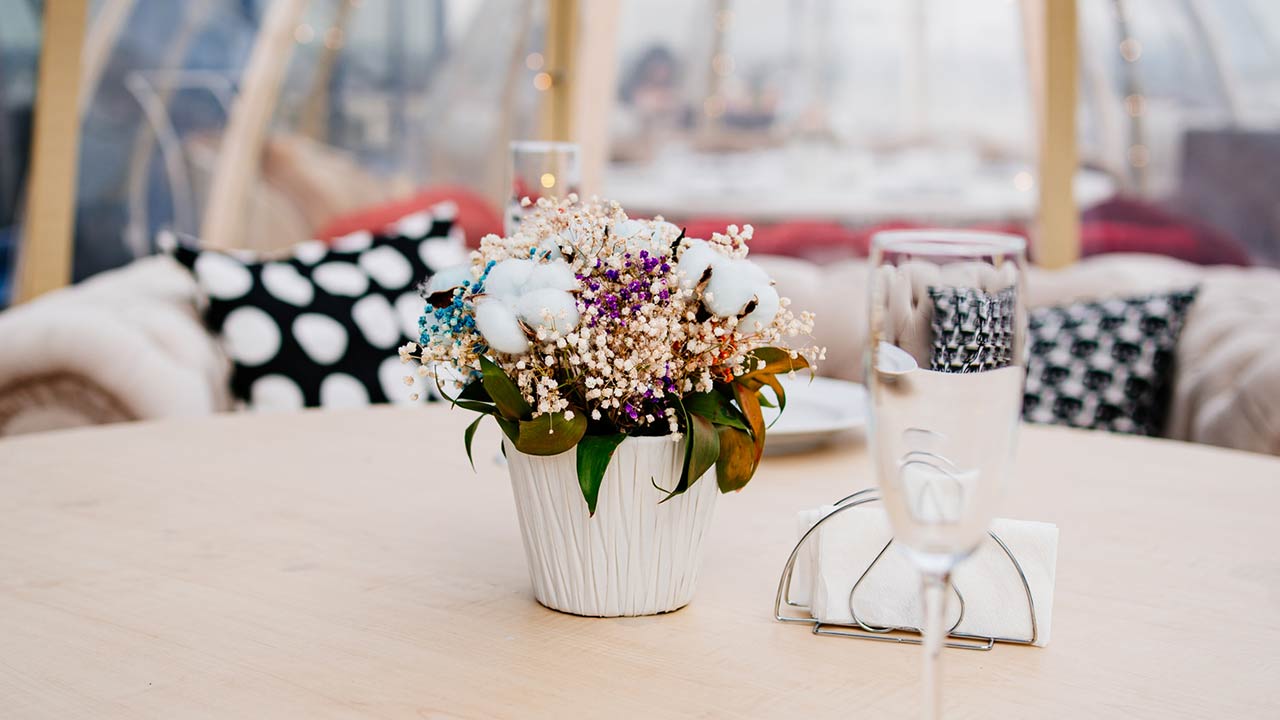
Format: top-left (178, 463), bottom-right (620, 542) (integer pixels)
top-left (540, 0), bottom-right (579, 143)
top-left (79, 0), bottom-right (137, 113)
top-left (200, 0), bottom-right (308, 250)
top-left (15, 0), bottom-right (88, 303)
top-left (567, 0), bottom-right (620, 194)
top-left (1030, 0), bottom-right (1081, 268)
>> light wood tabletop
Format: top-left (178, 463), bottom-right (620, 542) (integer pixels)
top-left (1, 407), bottom-right (1278, 719)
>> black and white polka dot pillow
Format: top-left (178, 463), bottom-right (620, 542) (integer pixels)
top-left (1022, 289), bottom-right (1198, 436)
top-left (168, 206), bottom-right (464, 411)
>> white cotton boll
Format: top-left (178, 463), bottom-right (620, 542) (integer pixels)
top-left (536, 234), bottom-right (565, 260)
top-left (738, 285), bottom-right (780, 333)
top-left (739, 259), bottom-right (771, 287)
top-left (652, 221), bottom-right (682, 242)
top-left (704, 259), bottom-right (760, 317)
top-left (626, 231), bottom-right (660, 256)
top-left (613, 219), bottom-right (646, 239)
top-left (677, 239), bottom-right (723, 290)
top-left (424, 264), bottom-right (472, 296)
top-left (474, 297), bottom-right (530, 354)
top-left (523, 259), bottom-right (578, 292)
top-left (516, 288), bottom-right (580, 332)
top-left (485, 258), bottom-right (533, 298)
top-left (615, 219), bottom-right (663, 256)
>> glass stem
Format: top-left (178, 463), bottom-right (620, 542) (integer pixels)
top-left (920, 570), bottom-right (951, 720)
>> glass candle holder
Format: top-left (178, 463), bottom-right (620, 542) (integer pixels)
top-left (507, 141), bottom-right (582, 235)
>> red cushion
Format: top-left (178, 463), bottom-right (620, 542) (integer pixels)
top-left (316, 186), bottom-right (503, 247)
top-left (1081, 197), bottom-right (1251, 266)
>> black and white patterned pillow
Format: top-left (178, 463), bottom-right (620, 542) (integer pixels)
top-left (929, 287), bottom-right (1018, 373)
top-left (1022, 289), bottom-right (1198, 436)
top-left (169, 207), bottom-right (463, 411)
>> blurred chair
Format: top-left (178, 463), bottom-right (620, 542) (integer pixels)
top-left (1176, 129), bottom-right (1280, 267)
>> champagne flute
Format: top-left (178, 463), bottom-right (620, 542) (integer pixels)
top-left (865, 230), bottom-right (1027, 719)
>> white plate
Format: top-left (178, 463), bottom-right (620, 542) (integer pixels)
top-left (761, 376), bottom-right (868, 455)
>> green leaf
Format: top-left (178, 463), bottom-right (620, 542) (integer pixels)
top-left (463, 415), bottom-right (485, 471)
top-left (454, 399), bottom-right (498, 415)
top-left (495, 416), bottom-right (519, 444)
top-left (759, 374), bottom-right (787, 418)
top-left (457, 379), bottom-right (492, 403)
top-left (479, 356), bottom-right (531, 420)
top-left (732, 382), bottom-right (767, 466)
top-left (576, 434), bottom-right (626, 515)
top-left (513, 411), bottom-right (588, 456)
top-left (678, 413), bottom-right (720, 494)
top-left (683, 390), bottom-right (749, 431)
top-left (715, 425), bottom-right (758, 492)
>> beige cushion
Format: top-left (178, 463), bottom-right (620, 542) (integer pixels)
top-left (0, 256), bottom-right (232, 438)
top-left (1171, 267), bottom-right (1280, 455)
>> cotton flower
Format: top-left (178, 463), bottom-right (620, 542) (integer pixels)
top-left (612, 219), bottom-right (646, 239)
top-left (516, 288), bottom-right (580, 333)
top-left (536, 234), bottom-right (565, 260)
top-left (474, 296), bottom-right (530, 354)
top-left (524, 260), bottom-right (577, 292)
top-left (738, 285), bottom-right (781, 333)
top-left (485, 258), bottom-right (534, 298)
top-left (676, 239), bottom-right (721, 290)
top-left (704, 258), bottom-right (766, 317)
top-left (424, 264), bottom-right (472, 296)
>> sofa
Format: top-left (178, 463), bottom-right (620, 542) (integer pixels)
top-left (2, 252), bottom-right (1278, 455)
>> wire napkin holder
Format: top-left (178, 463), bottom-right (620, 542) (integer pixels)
top-left (773, 488), bottom-right (1038, 651)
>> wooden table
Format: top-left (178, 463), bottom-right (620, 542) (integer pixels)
top-left (2, 407), bottom-right (1278, 718)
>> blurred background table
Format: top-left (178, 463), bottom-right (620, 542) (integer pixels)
top-left (1, 406), bottom-right (1277, 718)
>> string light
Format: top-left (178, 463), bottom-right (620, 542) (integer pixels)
top-left (323, 27), bottom-right (344, 50)
top-left (1119, 37), bottom-right (1142, 62)
top-left (1124, 93), bottom-right (1145, 117)
top-left (1127, 144), bottom-right (1150, 168)
top-left (526, 53), bottom-right (545, 71)
top-left (1013, 171), bottom-right (1035, 192)
top-left (540, 173), bottom-right (557, 189)
top-left (294, 23), bottom-right (315, 44)
top-left (533, 72), bottom-right (553, 91)
top-left (712, 53), bottom-right (735, 77)
top-left (703, 95), bottom-right (725, 119)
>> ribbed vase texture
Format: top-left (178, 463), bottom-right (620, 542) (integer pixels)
top-left (504, 435), bottom-right (719, 617)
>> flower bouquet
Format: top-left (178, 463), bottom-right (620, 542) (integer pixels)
top-left (401, 195), bottom-right (821, 616)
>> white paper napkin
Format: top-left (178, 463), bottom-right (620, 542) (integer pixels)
top-left (797, 505), bottom-right (1058, 647)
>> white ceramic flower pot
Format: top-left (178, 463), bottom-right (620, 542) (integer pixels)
top-left (504, 435), bottom-right (719, 617)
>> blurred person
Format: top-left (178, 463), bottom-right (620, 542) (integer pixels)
top-left (612, 45), bottom-right (690, 162)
